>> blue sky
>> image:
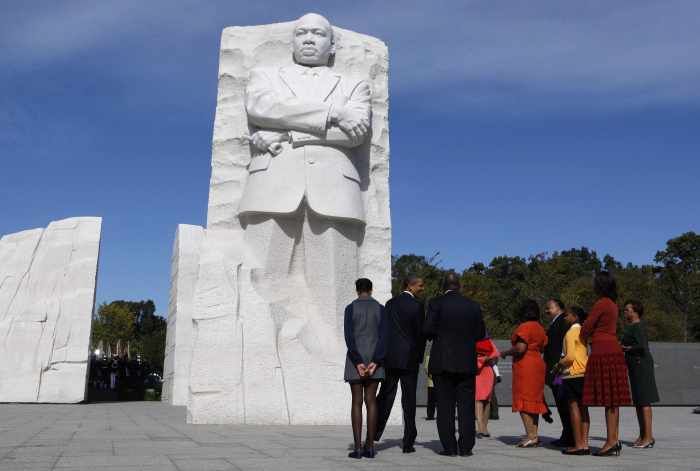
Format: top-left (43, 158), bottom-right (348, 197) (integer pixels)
top-left (2, 1), bottom-right (699, 315)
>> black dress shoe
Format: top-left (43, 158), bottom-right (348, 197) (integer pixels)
top-left (402, 445), bottom-right (416, 453)
top-left (438, 450), bottom-right (457, 457)
top-left (348, 449), bottom-right (362, 459)
top-left (593, 442), bottom-right (622, 457)
top-left (362, 447), bottom-right (376, 459)
top-left (459, 449), bottom-right (473, 456)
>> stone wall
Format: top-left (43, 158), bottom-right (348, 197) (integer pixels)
top-left (0, 217), bottom-right (102, 403)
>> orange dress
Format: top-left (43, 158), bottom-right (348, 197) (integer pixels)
top-left (511, 321), bottom-right (548, 414)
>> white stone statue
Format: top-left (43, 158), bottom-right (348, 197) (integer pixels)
top-left (241, 13), bottom-right (371, 350)
top-left (0, 217), bottom-right (102, 403)
top-left (163, 13), bottom-right (393, 425)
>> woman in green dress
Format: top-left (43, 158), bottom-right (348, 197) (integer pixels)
top-left (622, 301), bottom-right (660, 449)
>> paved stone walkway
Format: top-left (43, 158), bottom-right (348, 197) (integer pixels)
top-left (0, 402), bottom-right (697, 470)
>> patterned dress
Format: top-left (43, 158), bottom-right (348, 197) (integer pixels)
top-left (581, 297), bottom-right (631, 406)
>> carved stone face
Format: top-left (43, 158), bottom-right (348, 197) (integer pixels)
top-left (292, 13), bottom-right (334, 66)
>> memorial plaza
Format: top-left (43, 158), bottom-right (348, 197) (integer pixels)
top-left (0, 402), bottom-right (697, 471)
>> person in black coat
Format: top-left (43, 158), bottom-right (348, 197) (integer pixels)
top-left (543, 299), bottom-right (574, 447)
top-left (424, 272), bottom-right (486, 457)
top-left (375, 275), bottom-right (426, 453)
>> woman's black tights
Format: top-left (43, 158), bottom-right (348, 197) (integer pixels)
top-left (350, 381), bottom-right (379, 450)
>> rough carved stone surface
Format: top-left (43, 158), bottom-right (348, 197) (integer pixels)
top-left (0, 217), bottom-right (102, 403)
top-left (163, 17), bottom-right (394, 424)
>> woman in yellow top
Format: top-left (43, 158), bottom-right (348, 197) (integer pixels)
top-left (554, 306), bottom-right (590, 456)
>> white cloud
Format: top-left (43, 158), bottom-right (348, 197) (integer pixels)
top-left (2, 0), bottom-right (699, 111)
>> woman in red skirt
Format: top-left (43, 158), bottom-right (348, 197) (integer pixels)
top-left (580, 271), bottom-right (631, 457)
top-left (475, 337), bottom-right (500, 438)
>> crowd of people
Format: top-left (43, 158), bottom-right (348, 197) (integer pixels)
top-left (342, 271), bottom-right (660, 459)
top-left (87, 352), bottom-right (162, 401)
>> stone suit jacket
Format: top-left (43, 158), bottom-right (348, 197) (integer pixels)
top-left (239, 63), bottom-right (371, 223)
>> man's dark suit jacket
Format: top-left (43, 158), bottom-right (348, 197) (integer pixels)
top-left (424, 291), bottom-right (486, 376)
top-left (384, 292), bottom-right (426, 370)
top-left (544, 314), bottom-right (568, 385)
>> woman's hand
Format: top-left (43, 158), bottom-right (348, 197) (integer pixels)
top-left (356, 363), bottom-right (368, 377)
top-left (367, 362), bottom-right (378, 376)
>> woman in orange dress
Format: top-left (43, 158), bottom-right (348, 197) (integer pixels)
top-left (501, 300), bottom-right (548, 447)
top-left (475, 337), bottom-right (500, 438)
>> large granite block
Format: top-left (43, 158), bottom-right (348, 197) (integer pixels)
top-left (162, 224), bottom-right (204, 406)
top-left (0, 217), bottom-right (102, 403)
top-left (163, 15), bottom-right (395, 424)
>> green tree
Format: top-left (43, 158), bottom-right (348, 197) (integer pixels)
top-left (91, 303), bottom-right (136, 353)
top-left (654, 232), bottom-right (700, 342)
top-left (91, 299), bottom-right (168, 373)
top-left (393, 233), bottom-right (699, 343)
top-left (391, 253), bottom-right (446, 300)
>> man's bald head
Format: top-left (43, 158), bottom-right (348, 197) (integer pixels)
top-left (292, 13), bottom-right (335, 66)
top-left (442, 272), bottom-right (461, 292)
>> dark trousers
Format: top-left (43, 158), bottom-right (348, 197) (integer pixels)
top-left (426, 386), bottom-right (437, 419)
top-left (550, 383), bottom-right (573, 443)
top-left (376, 368), bottom-right (418, 446)
top-left (433, 372), bottom-right (476, 454)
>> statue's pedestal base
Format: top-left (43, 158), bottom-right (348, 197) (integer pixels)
top-left (164, 224), bottom-right (401, 425)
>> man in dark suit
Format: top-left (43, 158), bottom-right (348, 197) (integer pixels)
top-left (544, 299), bottom-right (574, 447)
top-left (375, 275), bottom-right (426, 453)
top-left (424, 272), bottom-right (486, 457)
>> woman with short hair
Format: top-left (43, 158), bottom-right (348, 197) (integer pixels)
top-left (555, 306), bottom-right (590, 455)
top-left (622, 300), bottom-right (659, 449)
top-left (501, 299), bottom-right (548, 448)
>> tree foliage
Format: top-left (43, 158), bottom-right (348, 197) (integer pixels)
top-left (654, 232), bottom-right (700, 342)
top-left (91, 299), bottom-right (167, 373)
top-left (392, 232), bottom-right (700, 342)
top-left (91, 303), bottom-right (135, 352)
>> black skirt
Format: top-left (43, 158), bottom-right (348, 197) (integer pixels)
top-left (563, 376), bottom-right (585, 401)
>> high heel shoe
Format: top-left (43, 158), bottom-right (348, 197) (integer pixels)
top-left (632, 440), bottom-right (655, 449)
top-left (517, 439), bottom-right (539, 448)
top-left (593, 441), bottom-right (622, 457)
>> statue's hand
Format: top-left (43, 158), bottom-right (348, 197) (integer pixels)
top-left (332, 105), bottom-right (369, 143)
top-left (250, 130), bottom-right (289, 154)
